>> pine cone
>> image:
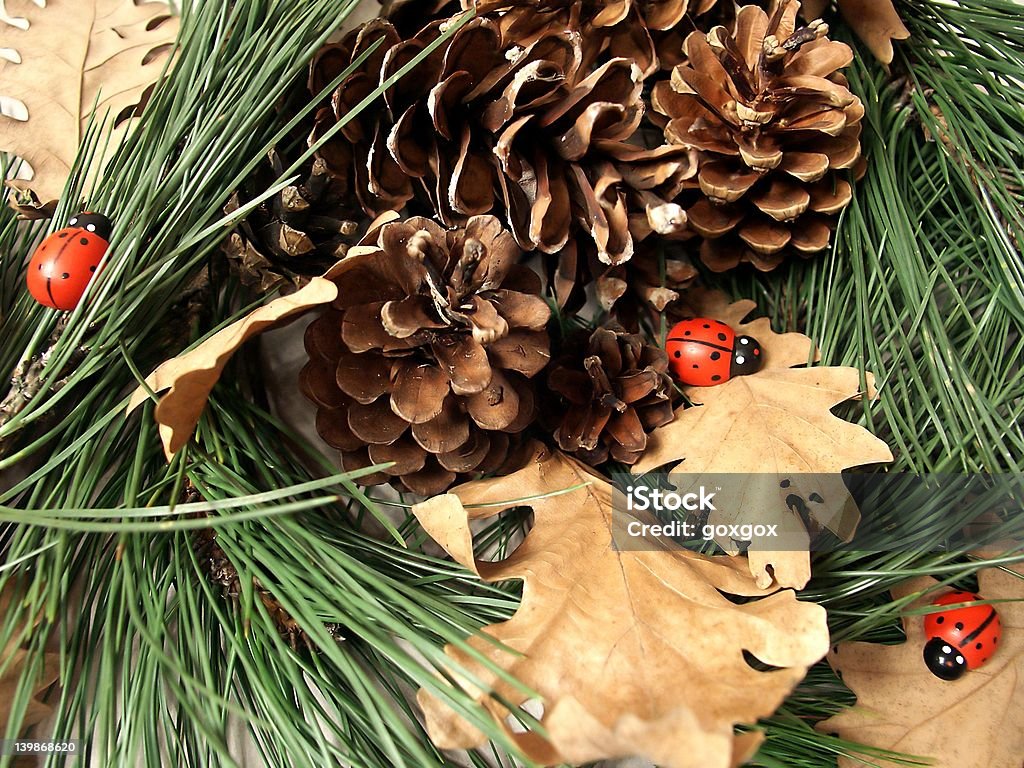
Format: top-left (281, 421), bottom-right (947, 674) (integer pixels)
top-left (309, 15), bottom-right (646, 270)
top-left (223, 150), bottom-right (362, 291)
top-left (300, 215), bottom-right (551, 496)
top-left (546, 324), bottom-right (675, 465)
top-left (650, 1), bottom-right (863, 271)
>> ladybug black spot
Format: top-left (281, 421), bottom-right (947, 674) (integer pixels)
top-left (710, 351), bottom-right (721, 361)
top-left (976, 643), bottom-right (983, 649)
top-left (692, 364), bottom-right (699, 369)
top-left (936, 616), bottom-right (945, 624)
top-left (711, 375), bottom-right (721, 382)
top-left (955, 622), bottom-right (964, 631)
top-left (717, 333), bottom-right (728, 341)
top-left (702, 323), bottom-right (710, 329)
top-left (58, 231), bottom-right (68, 238)
top-left (80, 237), bottom-right (90, 246)
top-left (684, 330), bottom-right (691, 336)
top-left (61, 273), bottom-right (69, 279)
top-left (674, 350), bottom-right (681, 358)
top-left (37, 264), bottom-right (41, 270)
top-left (89, 265), bottom-right (97, 272)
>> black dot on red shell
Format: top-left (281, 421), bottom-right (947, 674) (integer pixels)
top-left (976, 642), bottom-right (983, 649)
top-left (58, 231), bottom-right (68, 238)
top-left (702, 323), bottom-right (710, 329)
top-left (37, 264), bottom-right (41, 270)
top-left (711, 374), bottom-right (721, 381)
top-left (80, 237), bottom-right (90, 246)
top-left (717, 332), bottom-right (728, 341)
top-left (955, 622), bottom-right (964, 631)
top-left (692, 364), bottom-right (699, 369)
top-left (89, 265), bottom-right (96, 272)
top-left (673, 350), bottom-right (681, 358)
top-left (710, 351), bottom-right (721, 361)
top-left (61, 272), bottom-right (69, 279)
top-left (684, 330), bottom-right (691, 336)
top-left (936, 616), bottom-right (944, 624)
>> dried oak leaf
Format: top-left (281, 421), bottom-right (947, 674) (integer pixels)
top-left (0, 0), bottom-right (178, 202)
top-left (818, 563), bottom-right (1024, 768)
top-left (802, 0), bottom-right (910, 64)
top-left (634, 289), bottom-right (893, 589)
top-left (127, 277), bottom-right (339, 458)
top-left (412, 444), bottom-right (830, 768)
top-left (0, 583), bottom-right (59, 735)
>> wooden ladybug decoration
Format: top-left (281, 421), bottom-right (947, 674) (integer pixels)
top-left (666, 317), bottom-right (763, 386)
top-left (26, 212), bottom-right (112, 310)
top-left (922, 590), bottom-right (1002, 680)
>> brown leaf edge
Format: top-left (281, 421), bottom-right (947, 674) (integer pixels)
top-left (126, 277), bottom-right (338, 457)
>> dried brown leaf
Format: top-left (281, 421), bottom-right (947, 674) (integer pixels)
top-left (819, 562), bottom-right (1024, 768)
top-left (127, 278), bottom-right (338, 457)
top-left (0, 583), bottom-right (59, 736)
top-left (412, 444), bottom-right (830, 768)
top-left (633, 289), bottom-right (893, 589)
top-left (802, 0), bottom-right (910, 64)
top-left (0, 0), bottom-right (179, 201)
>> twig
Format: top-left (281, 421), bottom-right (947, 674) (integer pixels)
top-left (0, 319), bottom-right (91, 459)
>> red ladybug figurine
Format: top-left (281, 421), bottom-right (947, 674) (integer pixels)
top-left (923, 590), bottom-right (1002, 680)
top-left (666, 317), bottom-right (763, 386)
top-left (26, 212), bottom-right (112, 310)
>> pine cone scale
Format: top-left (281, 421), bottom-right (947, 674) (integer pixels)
top-left (391, 363), bottom-right (449, 423)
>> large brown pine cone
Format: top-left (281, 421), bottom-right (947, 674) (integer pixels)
top-left (223, 150), bottom-right (361, 291)
top-left (650, 1), bottom-right (863, 271)
top-left (309, 15), bottom-right (648, 270)
top-left (300, 215), bottom-right (551, 496)
top-left (546, 324), bottom-right (675, 465)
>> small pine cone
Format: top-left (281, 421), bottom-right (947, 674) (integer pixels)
top-left (309, 14), bottom-right (646, 276)
top-left (546, 324), bottom-right (675, 465)
top-left (650, 1), bottom-right (863, 271)
top-left (223, 150), bottom-right (362, 292)
top-left (300, 215), bottom-right (551, 496)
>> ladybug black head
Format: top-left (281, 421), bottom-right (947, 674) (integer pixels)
top-left (923, 637), bottom-right (969, 681)
top-left (68, 212), bottom-right (112, 240)
top-left (730, 335), bottom-right (763, 378)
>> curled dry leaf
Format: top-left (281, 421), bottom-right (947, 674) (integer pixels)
top-left (0, 582), bottom-right (59, 736)
top-left (127, 277), bottom-right (338, 458)
top-left (802, 0), bottom-right (910, 65)
top-left (818, 561), bottom-right (1024, 768)
top-left (412, 444), bottom-right (830, 768)
top-left (0, 0), bottom-right (179, 202)
top-left (633, 289), bottom-right (893, 589)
